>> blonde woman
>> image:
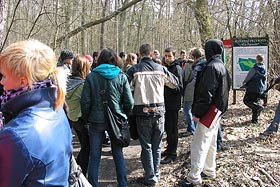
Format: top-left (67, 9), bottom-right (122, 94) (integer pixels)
top-left (0, 40), bottom-right (72, 186)
top-left (123, 53), bottom-right (137, 72)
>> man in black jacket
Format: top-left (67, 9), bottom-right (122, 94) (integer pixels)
top-left (179, 39), bottom-right (231, 187)
top-left (161, 47), bottom-right (184, 164)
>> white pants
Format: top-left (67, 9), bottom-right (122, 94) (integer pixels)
top-left (187, 118), bottom-right (220, 184)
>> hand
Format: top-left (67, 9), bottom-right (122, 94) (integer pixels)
top-left (192, 116), bottom-right (200, 123)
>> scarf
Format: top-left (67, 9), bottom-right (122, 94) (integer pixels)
top-left (0, 78), bottom-right (56, 106)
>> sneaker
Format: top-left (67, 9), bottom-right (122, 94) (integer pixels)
top-left (137, 177), bottom-right (157, 186)
top-left (183, 131), bottom-right (193, 137)
top-left (260, 131), bottom-right (276, 136)
top-left (161, 150), bottom-right (169, 158)
top-left (178, 179), bottom-right (195, 187)
top-left (160, 156), bottom-right (176, 164)
top-left (201, 172), bottom-right (215, 179)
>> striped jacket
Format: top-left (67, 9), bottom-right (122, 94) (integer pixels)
top-left (127, 57), bottom-right (178, 116)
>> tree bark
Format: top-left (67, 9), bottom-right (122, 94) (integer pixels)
top-left (0, 0), bottom-right (7, 51)
top-left (193, 0), bottom-right (214, 45)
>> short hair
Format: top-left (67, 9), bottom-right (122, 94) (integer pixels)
top-left (191, 48), bottom-right (205, 59)
top-left (72, 55), bottom-right (91, 79)
top-left (92, 51), bottom-right (99, 58)
top-left (256, 54), bottom-right (264, 62)
top-left (164, 47), bottom-right (176, 56)
top-left (119, 51), bottom-right (126, 58)
top-left (97, 48), bottom-right (119, 66)
top-left (139, 44), bottom-right (152, 56)
top-left (180, 50), bottom-right (186, 55)
top-left (0, 39), bottom-right (66, 109)
top-left (154, 50), bottom-right (160, 54)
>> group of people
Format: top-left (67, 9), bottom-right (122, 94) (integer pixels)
top-left (0, 38), bottom-right (278, 187)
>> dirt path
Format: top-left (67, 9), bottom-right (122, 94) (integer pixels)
top-left (73, 89), bottom-right (280, 187)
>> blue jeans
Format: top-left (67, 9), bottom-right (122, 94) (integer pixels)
top-left (217, 123), bottom-right (222, 149)
top-left (88, 125), bottom-right (127, 187)
top-left (183, 101), bottom-right (196, 133)
top-left (136, 115), bottom-right (164, 183)
top-left (264, 101), bottom-right (280, 133)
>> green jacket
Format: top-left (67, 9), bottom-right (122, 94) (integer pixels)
top-left (65, 76), bottom-right (84, 122)
top-left (81, 69), bottom-right (134, 131)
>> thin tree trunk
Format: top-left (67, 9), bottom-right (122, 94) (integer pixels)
top-left (0, 0), bottom-right (8, 51)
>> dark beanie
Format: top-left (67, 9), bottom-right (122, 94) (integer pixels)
top-left (60, 49), bottom-right (74, 61)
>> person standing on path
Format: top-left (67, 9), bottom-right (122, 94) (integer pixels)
top-left (161, 47), bottom-right (184, 164)
top-left (179, 39), bottom-right (231, 187)
top-left (127, 43), bottom-right (179, 187)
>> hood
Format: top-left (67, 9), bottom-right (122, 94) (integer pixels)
top-left (66, 76), bottom-right (84, 91)
top-left (254, 63), bottom-right (267, 77)
top-left (93, 64), bottom-right (121, 79)
top-left (205, 39), bottom-right (224, 61)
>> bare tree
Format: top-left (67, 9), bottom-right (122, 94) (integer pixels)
top-left (0, 0), bottom-right (8, 51)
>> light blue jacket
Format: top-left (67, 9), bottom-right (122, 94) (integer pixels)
top-left (0, 87), bottom-right (72, 187)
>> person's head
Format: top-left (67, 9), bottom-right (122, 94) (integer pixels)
top-left (191, 48), bottom-right (205, 62)
top-left (0, 39), bottom-right (66, 109)
top-left (153, 50), bottom-right (160, 59)
top-left (139, 43), bottom-right (152, 57)
top-left (72, 55), bottom-right (91, 79)
top-left (204, 39), bottom-right (224, 61)
top-left (126, 53), bottom-right (137, 66)
top-left (97, 48), bottom-right (119, 67)
top-left (164, 47), bottom-right (176, 65)
top-left (92, 51), bottom-right (99, 61)
top-left (180, 50), bottom-right (187, 59)
top-left (85, 54), bottom-right (93, 63)
top-left (256, 54), bottom-right (264, 63)
top-left (59, 49), bottom-right (74, 64)
top-left (119, 51), bottom-right (126, 61)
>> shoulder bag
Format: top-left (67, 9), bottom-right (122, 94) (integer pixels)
top-left (97, 73), bottom-right (130, 147)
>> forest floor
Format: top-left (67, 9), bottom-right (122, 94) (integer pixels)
top-left (73, 89), bottom-right (280, 187)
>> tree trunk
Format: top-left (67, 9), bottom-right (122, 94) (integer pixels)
top-left (194, 0), bottom-right (214, 45)
top-left (0, 0), bottom-right (7, 51)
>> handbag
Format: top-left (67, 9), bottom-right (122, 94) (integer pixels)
top-left (97, 73), bottom-right (131, 147)
top-left (69, 155), bottom-right (92, 187)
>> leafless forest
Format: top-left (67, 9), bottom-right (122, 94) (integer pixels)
top-left (0, 0), bottom-right (280, 77)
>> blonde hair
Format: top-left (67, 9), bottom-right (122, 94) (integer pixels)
top-left (123, 53), bottom-right (137, 71)
top-left (0, 39), bottom-right (66, 110)
top-left (72, 55), bottom-right (91, 79)
top-left (126, 53), bottom-right (137, 65)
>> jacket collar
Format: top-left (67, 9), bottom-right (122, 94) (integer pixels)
top-left (1, 87), bottom-right (56, 116)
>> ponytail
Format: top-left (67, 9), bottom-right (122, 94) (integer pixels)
top-left (52, 67), bottom-right (67, 110)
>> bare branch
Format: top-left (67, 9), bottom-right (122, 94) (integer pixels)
top-left (54, 0), bottom-right (142, 47)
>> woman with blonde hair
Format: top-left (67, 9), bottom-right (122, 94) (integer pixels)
top-left (123, 52), bottom-right (137, 72)
top-left (0, 40), bottom-right (72, 186)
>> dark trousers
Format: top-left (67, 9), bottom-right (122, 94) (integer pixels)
top-left (164, 109), bottom-right (179, 158)
top-left (70, 118), bottom-right (90, 175)
top-left (243, 91), bottom-right (263, 121)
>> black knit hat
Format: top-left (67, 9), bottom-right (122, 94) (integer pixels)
top-left (60, 49), bottom-right (74, 60)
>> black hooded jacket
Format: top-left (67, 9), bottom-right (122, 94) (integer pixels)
top-left (192, 39), bottom-right (231, 118)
